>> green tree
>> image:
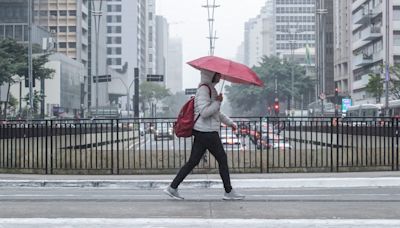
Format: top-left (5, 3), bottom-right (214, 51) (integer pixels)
top-left (225, 56), bottom-right (314, 116)
top-left (390, 65), bottom-right (400, 99)
top-left (139, 82), bottom-right (171, 117)
top-left (365, 73), bottom-right (384, 103)
top-left (159, 91), bottom-right (188, 117)
top-left (0, 39), bottom-right (54, 118)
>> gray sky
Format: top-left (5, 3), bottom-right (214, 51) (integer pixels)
top-left (156, 0), bottom-right (266, 90)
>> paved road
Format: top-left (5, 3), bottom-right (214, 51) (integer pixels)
top-left (1, 187), bottom-right (400, 219)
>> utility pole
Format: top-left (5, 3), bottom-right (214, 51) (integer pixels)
top-left (203, 0), bottom-right (219, 55)
top-left (284, 24), bottom-right (302, 111)
top-left (316, 0), bottom-right (327, 116)
top-left (384, 0), bottom-right (390, 114)
top-left (28, 0), bottom-right (33, 118)
top-left (91, 0), bottom-right (104, 116)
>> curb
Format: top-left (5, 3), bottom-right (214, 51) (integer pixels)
top-left (1, 177), bottom-right (400, 189)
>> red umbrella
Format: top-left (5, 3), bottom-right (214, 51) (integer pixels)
top-left (187, 55), bottom-right (264, 87)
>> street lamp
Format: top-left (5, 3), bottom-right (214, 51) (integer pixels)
top-left (90, 0), bottom-right (104, 116)
top-left (112, 77), bottom-right (135, 118)
top-left (281, 24), bottom-right (302, 111)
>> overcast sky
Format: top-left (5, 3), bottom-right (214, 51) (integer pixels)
top-left (156, 0), bottom-right (266, 90)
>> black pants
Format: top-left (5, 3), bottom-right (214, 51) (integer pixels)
top-left (171, 130), bottom-right (232, 193)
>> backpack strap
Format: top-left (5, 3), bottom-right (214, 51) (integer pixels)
top-left (194, 84), bottom-right (212, 123)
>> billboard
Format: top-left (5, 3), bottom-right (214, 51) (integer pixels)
top-left (342, 98), bottom-right (352, 112)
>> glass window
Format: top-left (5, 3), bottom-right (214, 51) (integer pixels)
top-left (59, 42), bottom-right (67, 48)
top-left (69, 10), bottom-right (76, 16)
top-left (59, 26), bottom-right (67, 32)
top-left (68, 42), bottom-right (76, 48)
top-left (59, 10), bottom-right (67, 16)
top-left (68, 26), bottom-right (76, 32)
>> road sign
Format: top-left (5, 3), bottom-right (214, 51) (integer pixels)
top-left (93, 75), bottom-right (111, 83)
top-left (319, 93), bottom-right (326, 100)
top-left (185, 88), bottom-right (197, 95)
top-left (342, 98), bottom-right (352, 112)
top-left (146, 74), bottom-right (164, 82)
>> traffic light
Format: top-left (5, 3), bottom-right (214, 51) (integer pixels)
top-left (335, 87), bottom-right (339, 97)
top-left (335, 88), bottom-right (339, 116)
top-left (274, 99), bottom-right (279, 115)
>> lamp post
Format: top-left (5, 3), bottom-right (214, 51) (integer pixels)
top-left (27, 0), bottom-right (33, 118)
top-left (91, 0), bottom-right (104, 116)
top-left (284, 25), bottom-right (302, 111)
top-left (112, 77), bottom-right (135, 118)
top-left (384, 0), bottom-right (390, 114)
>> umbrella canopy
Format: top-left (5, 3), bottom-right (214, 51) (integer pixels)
top-left (187, 55), bottom-right (264, 87)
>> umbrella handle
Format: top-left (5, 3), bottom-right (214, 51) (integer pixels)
top-left (219, 79), bottom-right (225, 94)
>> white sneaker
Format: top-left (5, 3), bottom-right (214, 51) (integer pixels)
top-left (223, 189), bottom-right (245, 200)
top-left (163, 186), bottom-right (184, 200)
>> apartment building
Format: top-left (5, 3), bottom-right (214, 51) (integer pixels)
top-left (333, 0), bottom-right (352, 97)
top-left (244, 0), bottom-right (274, 67)
top-left (351, 0), bottom-right (400, 104)
top-left (274, 0), bottom-right (316, 56)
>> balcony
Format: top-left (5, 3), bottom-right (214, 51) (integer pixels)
top-left (353, 4), bottom-right (382, 25)
top-left (352, 74), bottom-right (370, 90)
top-left (352, 0), bottom-right (366, 12)
top-left (363, 26), bottom-right (382, 41)
top-left (353, 53), bottom-right (373, 69)
top-left (394, 46), bottom-right (400, 55)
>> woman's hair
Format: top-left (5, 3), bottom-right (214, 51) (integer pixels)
top-left (212, 73), bottom-right (221, 83)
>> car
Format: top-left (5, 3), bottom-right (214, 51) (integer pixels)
top-left (256, 134), bottom-right (292, 150)
top-left (154, 125), bottom-right (174, 140)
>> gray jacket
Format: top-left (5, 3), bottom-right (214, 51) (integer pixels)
top-left (193, 70), bottom-right (234, 132)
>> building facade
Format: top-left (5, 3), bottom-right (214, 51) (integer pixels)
top-left (274, 0), bottom-right (316, 56)
top-left (333, 0), bottom-right (352, 97)
top-left (315, 0), bottom-right (335, 99)
top-left (351, 0), bottom-right (400, 104)
top-left (244, 0), bottom-right (274, 67)
top-left (106, 0), bottom-right (147, 112)
top-left (155, 15), bottom-right (169, 85)
top-left (166, 37), bottom-right (182, 94)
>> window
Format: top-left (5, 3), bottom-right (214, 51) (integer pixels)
top-left (68, 42), bottom-right (76, 48)
top-left (394, 6), bottom-right (400, 21)
top-left (59, 26), bottom-right (67, 32)
top-left (68, 26), bottom-right (76, 32)
top-left (59, 42), bottom-right (67, 48)
top-left (50, 11), bottom-right (57, 17)
top-left (69, 10), bottom-right (76, 16)
top-left (59, 10), bottom-right (67, 16)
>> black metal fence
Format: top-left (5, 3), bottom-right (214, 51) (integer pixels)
top-left (0, 117), bottom-right (399, 174)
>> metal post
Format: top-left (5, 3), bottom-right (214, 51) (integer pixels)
top-left (203, 0), bottom-right (219, 55)
top-left (92, 0), bottom-right (103, 116)
top-left (28, 0), bottom-right (33, 118)
top-left (385, 0), bottom-right (390, 113)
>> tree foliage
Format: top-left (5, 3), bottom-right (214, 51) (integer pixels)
top-left (139, 82), bottom-right (171, 117)
top-left (365, 73), bottom-right (384, 103)
top-left (225, 56), bottom-right (315, 116)
top-left (390, 65), bottom-right (400, 99)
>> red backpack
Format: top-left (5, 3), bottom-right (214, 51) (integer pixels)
top-left (173, 84), bottom-right (211, 137)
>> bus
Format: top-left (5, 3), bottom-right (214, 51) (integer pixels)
top-left (388, 99), bottom-right (400, 117)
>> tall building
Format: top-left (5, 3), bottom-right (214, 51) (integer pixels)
top-left (146, 0), bottom-right (156, 75)
top-left (244, 0), bottom-right (274, 67)
top-left (155, 15), bottom-right (169, 84)
top-left (106, 0), bottom-right (147, 110)
top-left (33, 0), bottom-right (89, 67)
top-left (351, 0), bottom-right (400, 104)
top-left (333, 0), bottom-right (352, 97)
top-left (0, 0), bottom-right (49, 45)
top-left (315, 0), bottom-right (335, 99)
top-left (274, 0), bottom-right (316, 56)
top-left (166, 37), bottom-right (182, 94)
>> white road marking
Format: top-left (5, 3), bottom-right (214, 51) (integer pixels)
top-left (0, 219), bottom-right (400, 228)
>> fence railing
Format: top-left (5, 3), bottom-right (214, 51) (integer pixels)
top-left (0, 117), bottom-right (399, 174)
